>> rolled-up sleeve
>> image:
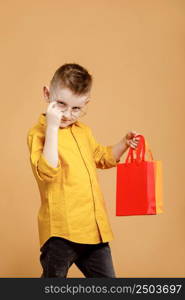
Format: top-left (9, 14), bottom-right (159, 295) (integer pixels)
top-left (86, 126), bottom-right (120, 169)
top-left (27, 132), bottom-right (61, 182)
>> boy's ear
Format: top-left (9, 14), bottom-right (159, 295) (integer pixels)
top-left (43, 86), bottom-right (50, 103)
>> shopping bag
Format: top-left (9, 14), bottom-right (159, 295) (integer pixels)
top-left (116, 135), bottom-right (163, 216)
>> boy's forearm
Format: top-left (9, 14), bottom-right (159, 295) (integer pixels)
top-left (42, 125), bottom-right (59, 168)
top-left (112, 138), bottom-right (129, 162)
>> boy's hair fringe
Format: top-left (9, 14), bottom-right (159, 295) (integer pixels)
top-left (50, 63), bottom-right (93, 96)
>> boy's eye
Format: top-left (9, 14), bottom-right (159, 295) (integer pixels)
top-left (57, 101), bottom-right (81, 111)
top-left (73, 107), bottom-right (80, 110)
top-left (57, 102), bottom-right (66, 107)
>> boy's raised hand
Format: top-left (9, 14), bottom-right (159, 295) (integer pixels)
top-left (124, 131), bottom-right (140, 150)
top-left (46, 100), bottom-right (64, 129)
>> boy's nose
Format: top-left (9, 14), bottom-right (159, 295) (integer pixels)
top-left (62, 108), bottom-right (72, 119)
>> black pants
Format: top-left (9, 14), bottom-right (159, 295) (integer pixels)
top-left (40, 236), bottom-right (116, 278)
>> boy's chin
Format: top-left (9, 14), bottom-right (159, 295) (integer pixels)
top-left (59, 120), bottom-right (74, 128)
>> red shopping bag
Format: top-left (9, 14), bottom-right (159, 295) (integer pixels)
top-left (116, 135), bottom-right (163, 216)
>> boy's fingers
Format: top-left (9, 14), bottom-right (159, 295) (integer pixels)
top-left (132, 131), bottom-right (141, 138)
top-left (48, 100), bottom-right (58, 110)
top-left (131, 131), bottom-right (140, 137)
top-left (130, 131), bottom-right (140, 140)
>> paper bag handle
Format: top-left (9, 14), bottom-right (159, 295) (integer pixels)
top-left (125, 134), bottom-right (153, 163)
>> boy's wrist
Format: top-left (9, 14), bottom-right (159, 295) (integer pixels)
top-left (46, 124), bottom-right (59, 132)
top-left (122, 137), bottom-right (129, 149)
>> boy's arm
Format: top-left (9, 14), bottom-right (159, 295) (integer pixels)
top-left (86, 126), bottom-right (126, 169)
top-left (111, 137), bottom-right (129, 162)
top-left (27, 129), bottom-right (61, 183)
top-left (43, 125), bottom-right (60, 168)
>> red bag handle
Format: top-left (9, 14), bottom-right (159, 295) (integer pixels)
top-left (125, 134), bottom-right (146, 164)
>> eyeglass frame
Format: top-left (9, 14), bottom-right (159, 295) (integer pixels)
top-left (55, 99), bottom-right (89, 118)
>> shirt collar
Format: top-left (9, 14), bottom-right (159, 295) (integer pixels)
top-left (38, 113), bottom-right (81, 128)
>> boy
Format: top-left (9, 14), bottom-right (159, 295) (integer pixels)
top-left (27, 63), bottom-right (140, 278)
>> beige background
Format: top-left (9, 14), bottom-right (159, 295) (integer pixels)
top-left (0, 0), bottom-right (184, 277)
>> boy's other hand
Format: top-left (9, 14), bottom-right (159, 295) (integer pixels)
top-left (123, 131), bottom-right (141, 150)
top-left (46, 101), bottom-right (64, 129)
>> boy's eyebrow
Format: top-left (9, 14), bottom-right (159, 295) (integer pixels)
top-left (56, 99), bottom-right (83, 107)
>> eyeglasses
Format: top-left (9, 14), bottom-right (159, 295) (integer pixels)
top-left (56, 100), bottom-right (88, 118)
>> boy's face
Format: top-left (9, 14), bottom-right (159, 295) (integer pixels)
top-left (43, 85), bottom-right (90, 128)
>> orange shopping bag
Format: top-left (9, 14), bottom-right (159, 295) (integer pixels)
top-left (116, 135), bottom-right (163, 216)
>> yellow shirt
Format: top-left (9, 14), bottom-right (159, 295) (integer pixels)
top-left (27, 113), bottom-right (120, 249)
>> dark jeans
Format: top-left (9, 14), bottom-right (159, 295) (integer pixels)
top-left (40, 236), bottom-right (116, 278)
